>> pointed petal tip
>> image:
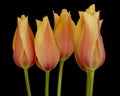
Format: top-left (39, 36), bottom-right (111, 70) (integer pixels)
top-left (21, 14), bottom-right (26, 19)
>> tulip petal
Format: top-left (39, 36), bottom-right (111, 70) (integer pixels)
top-left (92, 40), bottom-right (100, 69)
top-left (97, 36), bottom-right (106, 67)
top-left (12, 29), bottom-right (17, 50)
top-left (13, 27), bottom-right (24, 67)
top-left (13, 17), bottom-right (23, 50)
top-left (93, 11), bottom-right (100, 21)
top-left (86, 4), bottom-right (95, 15)
top-left (74, 52), bottom-right (88, 72)
top-left (74, 11), bottom-right (84, 49)
top-left (53, 11), bottom-right (60, 29)
top-left (75, 11), bottom-right (88, 70)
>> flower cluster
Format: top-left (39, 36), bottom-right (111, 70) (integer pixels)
top-left (12, 4), bottom-right (106, 96)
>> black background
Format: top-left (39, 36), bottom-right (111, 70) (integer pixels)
top-left (0, 0), bottom-right (119, 96)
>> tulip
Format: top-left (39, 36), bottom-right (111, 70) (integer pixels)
top-left (35, 16), bottom-right (60, 71)
top-left (74, 4), bottom-right (106, 96)
top-left (13, 15), bottom-right (35, 69)
top-left (54, 9), bottom-right (75, 61)
top-left (74, 4), bottom-right (105, 72)
top-left (35, 16), bottom-right (60, 96)
top-left (12, 14), bottom-right (35, 96)
top-left (53, 9), bottom-right (75, 96)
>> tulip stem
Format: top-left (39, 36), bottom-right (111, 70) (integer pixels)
top-left (24, 68), bottom-right (31, 96)
top-left (45, 71), bottom-right (50, 96)
top-left (57, 60), bottom-right (64, 96)
top-left (86, 70), bottom-right (95, 96)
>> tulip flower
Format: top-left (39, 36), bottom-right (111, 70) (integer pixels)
top-left (74, 4), bottom-right (106, 74)
top-left (53, 9), bottom-right (75, 96)
top-left (54, 9), bottom-right (75, 61)
top-left (74, 4), bottom-right (105, 96)
top-left (35, 16), bottom-right (60, 71)
top-left (34, 16), bottom-right (60, 96)
top-left (12, 15), bottom-right (35, 96)
top-left (74, 4), bottom-right (106, 96)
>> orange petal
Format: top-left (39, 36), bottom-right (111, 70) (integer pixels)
top-left (86, 4), bottom-right (96, 15)
top-left (12, 29), bottom-right (17, 50)
top-left (74, 51), bottom-right (89, 72)
top-left (74, 11), bottom-right (84, 49)
top-left (96, 35), bottom-right (106, 68)
top-left (53, 11), bottom-right (60, 29)
top-left (13, 27), bottom-right (24, 67)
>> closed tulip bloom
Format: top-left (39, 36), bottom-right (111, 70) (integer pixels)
top-left (53, 9), bottom-right (75, 61)
top-left (13, 15), bottom-right (35, 69)
top-left (35, 16), bottom-right (60, 71)
top-left (54, 9), bottom-right (75, 96)
top-left (74, 4), bottom-right (106, 72)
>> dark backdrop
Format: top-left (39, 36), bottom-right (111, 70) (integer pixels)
top-left (0, 0), bottom-right (119, 96)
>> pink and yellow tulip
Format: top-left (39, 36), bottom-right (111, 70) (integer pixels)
top-left (74, 4), bottom-right (106, 72)
top-left (53, 9), bottom-right (75, 61)
top-left (53, 9), bottom-right (75, 96)
top-left (35, 16), bottom-right (60, 71)
top-left (12, 15), bottom-right (35, 69)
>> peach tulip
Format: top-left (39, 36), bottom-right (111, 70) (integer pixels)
top-left (74, 4), bottom-right (106, 72)
top-left (35, 16), bottom-right (60, 71)
top-left (53, 9), bottom-right (75, 61)
top-left (12, 15), bottom-right (35, 69)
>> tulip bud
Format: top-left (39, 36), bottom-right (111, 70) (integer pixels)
top-left (35, 16), bottom-right (60, 71)
top-left (74, 4), bottom-right (106, 72)
top-left (12, 15), bottom-right (35, 69)
top-left (53, 9), bottom-right (75, 61)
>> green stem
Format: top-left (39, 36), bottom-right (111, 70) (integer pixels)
top-left (57, 60), bottom-right (64, 96)
top-left (23, 68), bottom-right (31, 96)
top-left (45, 71), bottom-right (50, 96)
top-left (86, 70), bottom-right (95, 96)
